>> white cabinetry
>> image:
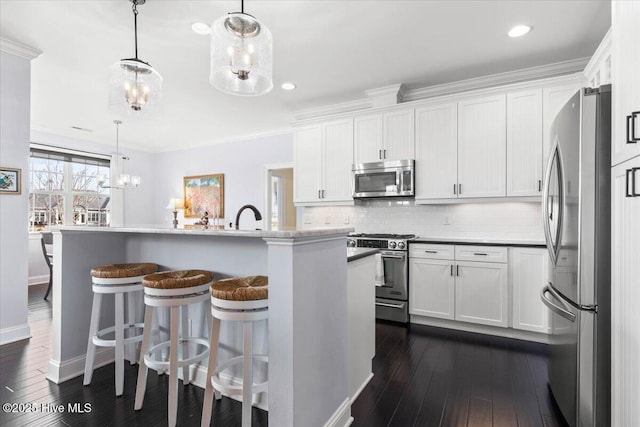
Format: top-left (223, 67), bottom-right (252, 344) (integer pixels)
top-left (507, 89), bottom-right (543, 197)
top-left (510, 247), bottom-right (551, 334)
top-left (457, 94), bottom-right (507, 198)
top-left (409, 244), bottom-right (508, 328)
top-left (293, 119), bottom-right (354, 205)
top-left (612, 1), bottom-right (640, 165)
top-left (415, 103), bottom-right (458, 200)
top-left (354, 109), bottom-right (414, 163)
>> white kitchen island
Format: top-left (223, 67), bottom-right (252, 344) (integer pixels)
top-left (47, 225), bottom-right (355, 427)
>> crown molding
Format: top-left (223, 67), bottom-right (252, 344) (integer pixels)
top-left (402, 57), bottom-right (590, 102)
top-left (294, 98), bottom-right (372, 121)
top-left (583, 27), bottom-right (611, 80)
top-left (364, 83), bottom-right (405, 107)
top-left (0, 38), bottom-right (42, 60)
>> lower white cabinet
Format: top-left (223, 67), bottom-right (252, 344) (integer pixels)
top-left (509, 247), bottom-right (551, 333)
top-left (409, 244), bottom-right (508, 328)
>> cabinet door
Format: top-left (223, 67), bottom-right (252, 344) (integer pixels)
top-left (510, 247), bottom-right (551, 334)
top-left (322, 119), bottom-right (354, 202)
top-left (354, 115), bottom-right (383, 164)
top-left (293, 125), bottom-right (321, 204)
top-left (543, 83), bottom-right (581, 166)
top-left (507, 89), bottom-right (543, 197)
top-left (457, 94), bottom-right (506, 198)
top-left (415, 103), bottom-right (458, 200)
top-left (612, 0), bottom-right (640, 165)
top-left (611, 157), bottom-right (640, 427)
top-left (455, 261), bottom-right (508, 327)
top-left (409, 258), bottom-right (455, 320)
top-left (383, 109), bottom-right (415, 160)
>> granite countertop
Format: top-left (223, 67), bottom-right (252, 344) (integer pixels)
top-left (347, 247), bottom-right (379, 262)
top-left (52, 225), bottom-right (354, 239)
top-left (412, 236), bottom-right (546, 247)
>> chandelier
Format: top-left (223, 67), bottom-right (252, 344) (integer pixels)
top-left (108, 0), bottom-right (162, 118)
top-left (210, 0), bottom-right (273, 96)
top-left (97, 120), bottom-right (141, 189)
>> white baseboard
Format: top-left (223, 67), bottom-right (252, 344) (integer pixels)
top-left (351, 372), bottom-right (373, 404)
top-left (28, 275), bottom-right (49, 286)
top-left (47, 347), bottom-right (114, 384)
top-left (191, 363), bottom-right (268, 411)
top-left (324, 397), bottom-right (352, 427)
top-left (0, 323), bottom-right (31, 345)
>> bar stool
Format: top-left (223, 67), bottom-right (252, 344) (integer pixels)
top-left (201, 276), bottom-right (269, 427)
top-left (135, 269), bottom-right (214, 427)
top-left (83, 262), bottom-right (158, 396)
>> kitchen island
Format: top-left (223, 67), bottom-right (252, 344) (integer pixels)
top-left (47, 226), bottom-right (354, 427)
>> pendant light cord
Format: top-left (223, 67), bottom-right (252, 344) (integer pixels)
top-left (241, 0), bottom-right (244, 14)
top-left (132, 0), bottom-right (139, 59)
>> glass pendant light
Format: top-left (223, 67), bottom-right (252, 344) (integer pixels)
top-left (108, 0), bottom-right (162, 118)
top-left (97, 120), bottom-right (141, 189)
top-left (210, 0), bottom-right (273, 96)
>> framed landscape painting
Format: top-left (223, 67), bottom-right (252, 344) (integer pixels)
top-left (183, 174), bottom-right (224, 218)
top-left (0, 167), bottom-right (21, 195)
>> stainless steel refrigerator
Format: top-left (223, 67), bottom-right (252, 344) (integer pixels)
top-left (540, 85), bottom-right (611, 427)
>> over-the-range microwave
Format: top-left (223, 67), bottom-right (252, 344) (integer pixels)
top-left (352, 160), bottom-right (415, 198)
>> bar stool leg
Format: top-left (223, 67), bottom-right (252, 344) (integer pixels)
top-left (181, 305), bottom-right (190, 385)
top-left (134, 306), bottom-right (154, 410)
top-left (201, 316), bottom-right (221, 427)
top-left (115, 292), bottom-right (125, 396)
top-left (168, 305), bottom-right (180, 427)
top-left (83, 292), bottom-right (102, 386)
top-left (242, 321), bottom-right (253, 427)
top-left (126, 292), bottom-right (137, 366)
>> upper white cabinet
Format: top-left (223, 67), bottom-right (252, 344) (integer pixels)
top-left (457, 94), bottom-right (507, 198)
top-left (510, 247), bottom-right (551, 334)
top-left (612, 0), bottom-right (640, 165)
top-left (507, 89), bottom-right (543, 197)
top-left (415, 103), bottom-right (458, 199)
top-left (542, 83), bottom-right (581, 165)
top-left (294, 119), bottom-right (354, 205)
top-left (354, 109), bottom-right (414, 163)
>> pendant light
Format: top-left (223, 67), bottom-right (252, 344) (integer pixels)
top-left (108, 0), bottom-right (162, 118)
top-left (210, 0), bottom-right (273, 96)
top-left (97, 120), bottom-right (141, 189)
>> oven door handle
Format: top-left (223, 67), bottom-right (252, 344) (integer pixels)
top-left (375, 301), bottom-right (404, 309)
top-left (381, 254), bottom-right (405, 260)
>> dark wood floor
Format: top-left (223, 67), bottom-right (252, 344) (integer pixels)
top-left (351, 321), bottom-right (568, 427)
top-left (1, 284), bottom-right (567, 426)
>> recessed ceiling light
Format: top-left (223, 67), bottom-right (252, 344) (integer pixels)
top-left (281, 82), bottom-right (296, 91)
top-left (508, 25), bottom-right (531, 38)
top-left (191, 22), bottom-right (211, 35)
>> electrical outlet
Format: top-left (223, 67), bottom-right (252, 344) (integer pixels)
top-left (324, 216), bottom-right (332, 224)
top-left (343, 215), bottom-right (350, 224)
top-left (303, 214), bottom-right (313, 224)
top-left (443, 215), bottom-right (450, 225)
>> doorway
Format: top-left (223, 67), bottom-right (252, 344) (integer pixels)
top-left (264, 163), bottom-right (296, 231)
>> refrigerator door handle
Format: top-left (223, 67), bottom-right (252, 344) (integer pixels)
top-left (542, 144), bottom-right (563, 265)
top-left (541, 283), bottom-right (576, 322)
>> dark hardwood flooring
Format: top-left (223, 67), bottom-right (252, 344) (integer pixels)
top-left (1, 284), bottom-right (567, 426)
top-left (351, 321), bottom-right (568, 427)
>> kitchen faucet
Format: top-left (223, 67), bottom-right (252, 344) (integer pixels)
top-left (234, 204), bottom-right (262, 230)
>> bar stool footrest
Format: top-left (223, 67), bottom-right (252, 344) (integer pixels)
top-left (143, 337), bottom-right (210, 371)
top-left (211, 355), bottom-right (268, 396)
top-left (92, 322), bottom-right (145, 347)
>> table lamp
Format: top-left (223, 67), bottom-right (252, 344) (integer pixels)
top-left (166, 198), bottom-right (184, 228)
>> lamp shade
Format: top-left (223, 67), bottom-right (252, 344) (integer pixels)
top-left (109, 59), bottom-right (163, 119)
top-left (210, 12), bottom-right (273, 96)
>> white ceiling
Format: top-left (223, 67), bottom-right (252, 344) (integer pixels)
top-left (0, 0), bottom-right (610, 152)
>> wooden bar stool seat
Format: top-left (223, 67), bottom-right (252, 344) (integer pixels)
top-left (134, 269), bottom-right (215, 427)
top-left (201, 276), bottom-right (269, 427)
top-left (83, 262), bottom-right (158, 397)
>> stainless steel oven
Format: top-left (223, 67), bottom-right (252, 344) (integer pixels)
top-left (347, 233), bottom-right (416, 323)
top-left (352, 160), bottom-right (414, 198)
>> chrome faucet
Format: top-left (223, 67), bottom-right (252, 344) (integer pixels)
top-left (235, 205), bottom-right (262, 230)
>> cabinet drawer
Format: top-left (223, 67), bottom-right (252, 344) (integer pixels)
top-left (455, 246), bottom-right (508, 263)
top-left (409, 244), bottom-right (454, 260)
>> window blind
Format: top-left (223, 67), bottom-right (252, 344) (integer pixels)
top-left (30, 143), bottom-right (111, 166)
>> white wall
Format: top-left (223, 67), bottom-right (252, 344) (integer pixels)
top-left (0, 50), bottom-right (32, 344)
top-left (301, 201), bottom-right (544, 241)
top-left (153, 132), bottom-right (293, 229)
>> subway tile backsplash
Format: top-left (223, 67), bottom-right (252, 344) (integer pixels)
top-left (300, 200), bottom-right (544, 241)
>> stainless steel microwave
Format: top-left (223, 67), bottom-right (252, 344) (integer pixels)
top-left (352, 160), bottom-right (415, 198)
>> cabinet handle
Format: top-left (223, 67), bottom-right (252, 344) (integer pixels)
top-left (473, 252), bottom-right (488, 256)
top-left (318, 190), bottom-right (322, 199)
top-left (379, 149), bottom-right (382, 159)
top-left (321, 189), bottom-right (325, 199)
top-left (458, 184), bottom-right (462, 195)
top-left (450, 265), bottom-right (454, 276)
top-left (627, 168), bottom-right (640, 197)
top-left (627, 112), bottom-right (640, 144)
top-left (383, 149), bottom-right (387, 159)
top-left (453, 184), bottom-right (457, 195)
top-left (538, 179), bottom-right (542, 192)
top-left (456, 265), bottom-right (460, 276)
top-left (424, 250), bottom-right (438, 254)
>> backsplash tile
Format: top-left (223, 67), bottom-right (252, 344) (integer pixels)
top-left (300, 201), bottom-right (544, 241)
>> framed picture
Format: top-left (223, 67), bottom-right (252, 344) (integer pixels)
top-left (0, 167), bottom-right (21, 195)
top-left (183, 173), bottom-right (224, 219)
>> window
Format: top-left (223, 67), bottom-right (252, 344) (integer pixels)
top-left (29, 144), bottom-right (111, 231)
